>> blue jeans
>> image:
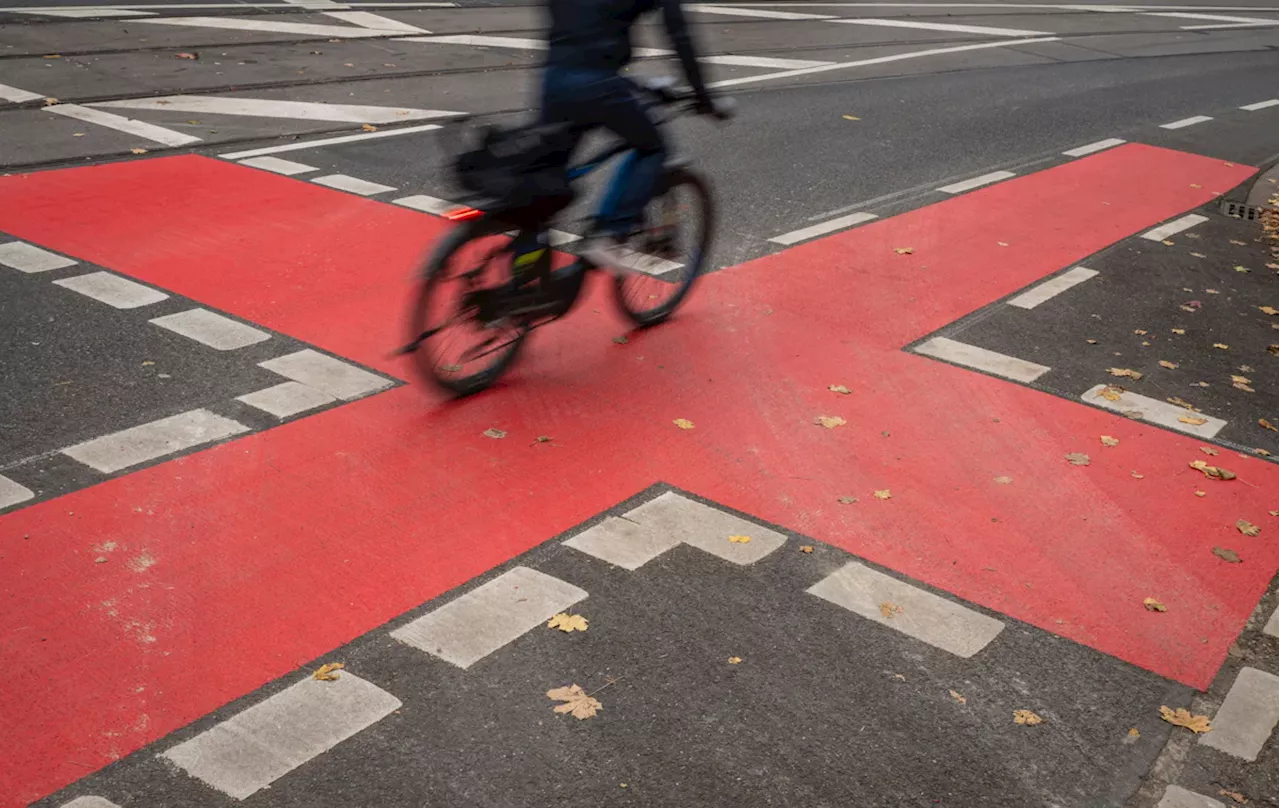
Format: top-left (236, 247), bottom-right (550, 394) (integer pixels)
top-left (539, 66), bottom-right (666, 239)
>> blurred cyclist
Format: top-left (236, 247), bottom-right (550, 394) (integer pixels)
top-left (541, 0), bottom-right (730, 269)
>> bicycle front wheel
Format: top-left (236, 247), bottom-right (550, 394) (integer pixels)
top-left (612, 166), bottom-right (713, 327)
top-left (406, 217), bottom-right (529, 396)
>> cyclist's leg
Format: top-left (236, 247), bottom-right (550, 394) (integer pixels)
top-left (593, 76), bottom-right (666, 239)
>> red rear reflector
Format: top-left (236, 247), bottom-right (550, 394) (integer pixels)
top-left (445, 206), bottom-right (483, 221)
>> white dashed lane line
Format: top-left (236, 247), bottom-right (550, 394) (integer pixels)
top-left (623, 491), bottom-right (788, 564)
top-left (1265, 609), bottom-right (1279, 639)
top-left (1199, 667), bottom-right (1280, 761)
top-left (391, 566), bottom-right (587, 668)
top-left (807, 562), bottom-right (1006, 658)
top-left (311, 174), bottom-right (397, 195)
top-left (45, 104), bottom-right (202, 147)
top-left (831, 17), bottom-right (1050, 36)
top-left (95, 96), bottom-right (459, 124)
top-left (53, 271), bottom-right (169, 309)
top-left (769, 211), bottom-right (878, 246)
top-left (1063, 138), bottom-right (1126, 157)
top-left (237, 381), bottom-right (337, 418)
top-left (58, 797), bottom-right (123, 808)
top-left (1141, 213), bottom-right (1208, 241)
top-left (1007, 266), bottom-right (1098, 309)
top-left (0, 241), bottom-right (77, 273)
top-left (565, 516), bottom-right (683, 570)
top-left (937, 170), bottom-right (1016, 194)
top-left (0, 474), bottom-right (35, 510)
top-left (0, 82), bottom-right (44, 103)
top-left (149, 308), bottom-right (271, 351)
top-left (235, 156), bottom-right (320, 175)
top-left (914, 337), bottom-right (1050, 383)
top-left (1080, 384), bottom-right (1227, 438)
top-left (61, 409), bottom-right (249, 474)
top-left (1160, 115), bottom-right (1214, 130)
top-left (393, 193), bottom-right (456, 215)
top-left (1240, 99), bottom-right (1279, 111)
top-left (219, 123), bottom-right (444, 159)
top-left (259, 349), bottom-right (393, 400)
top-left (161, 671), bottom-right (401, 800)
top-left (1157, 786), bottom-right (1228, 808)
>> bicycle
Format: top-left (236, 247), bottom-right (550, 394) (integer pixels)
top-left (399, 78), bottom-right (729, 396)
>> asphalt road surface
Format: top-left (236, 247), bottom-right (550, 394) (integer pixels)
top-left (1, 2), bottom-right (1277, 807)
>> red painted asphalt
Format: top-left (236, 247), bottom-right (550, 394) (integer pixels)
top-left (1, 146), bottom-right (1274, 806)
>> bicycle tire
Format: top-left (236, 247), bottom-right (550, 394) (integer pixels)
top-left (612, 166), bottom-right (714, 328)
top-left (407, 217), bottom-right (530, 396)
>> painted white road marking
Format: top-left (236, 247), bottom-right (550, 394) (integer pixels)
top-left (706, 54), bottom-right (835, 68)
top-left (13, 7), bottom-right (154, 16)
top-left (58, 798), bottom-right (123, 808)
top-left (1160, 115), bottom-right (1214, 130)
top-left (149, 308), bottom-right (271, 351)
top-left (260, 349), bottom-right (392, 400)
top-left (769, 212), bottom-right (878, 245)
top-left (400, 34), bottom-right (832, 68)
top-left (686, 4), bottom-right (836, 19)
top-left (711, 37), bottom-right (1059, 88)
top-left (0, 83), bottom-right (44, 103)
top-left (1241, 99), bottom-right (1279, 111)
top-left (0, 475), bottom-right (35, 510)
top-left (623, 491), bottom-right (788, 565)
top-left (161, 671), bottom-right (401, 800)
top-left (138, 16), bottom-right (401, 37)
top-left (1007, 266), bottom-right (1098, 309)
top-left (311, 173), bottom-right (397, 195)
top-left (45, 104), bottom-right (202, 147)
top-left (833, 17), bottom-right (1050, 35)
top-left (1062, 137), bottom-right (1125, 157)
top-left (393, 193), bottom-right (456, 215)
top-left (564, 516), bottom-right (683, 570)
top-left (1157, 786), bottom-right (1228, 808)
top-left (322, 9), bottom-right (426, 30)
top-left (95, 96), bottom-right (458, 124)
top-left (1180, 20), bottom-right (1277, 28)
top-left (53, 271), bottom-right (169, 309)
top-left (1080, 384), bottom-right (1226, 438)
top-left (1146, 10), bottom-right (1279, 23)
top-left (62, 410), bottom-right (249, 473)
top-left (400, 33), bottom-right (546, 48)
top-left (391, 566), bottom-right (587, 668)
top-left (238, 156), bottom-right (319, 175)
top-left (1265, 608), bottom-right (1279, 639)
top-left (915, 337), bottom-right (1050, 382)
top-left (1141, 213), bottom-right (1208, 241)
top-left (0, 242), bottom-right (77, 273)
top-left (1199, 667), bottom-right (1280, 761)
top-left (237, 381), bottom-right (336, 418)
top-left (937, 170), bottom-right (1016, 194)
top-left (808, 562), bottom-right (1005, 657)
top-left (220, 123), bottom-right (442, 159)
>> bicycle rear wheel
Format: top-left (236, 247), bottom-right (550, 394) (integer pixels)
top-left (406, 217), bottom-right (530, 396)
top-left (612, 166), bottom-right (713, 327)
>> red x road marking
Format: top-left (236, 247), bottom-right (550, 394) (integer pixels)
top-left (1, 146), bottom-right (1273, 806)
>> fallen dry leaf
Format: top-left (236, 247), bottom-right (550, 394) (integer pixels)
top-left (1233, 382), bottom-right (1255, 393)
top-left (673, 418), bottom-right (695, 430)
top-left (799, 545), bottom-right (814, 554)
top-left (1013, 709), bottom-right (1044, 726)
top-left (828, 384), bottom-right (851, 395)
top-left (728, 535), bottom-right (751, 544)
top-left (1108, 367), bottom-right (1143, 380)
top-left (313, 662), bottom-right (344, 681)
top-left (176, 52), bottom-right (198, 59)
top-left (1272, 510), bottom-right (1279, 517)
top-left (842, 114), bottom-right (860, 121)
top-left (1195, 491), bottom-right (1206, 498)
top-left (1179, 305), bottom-right (1198, 313)
top-left (1143, 597), bottom-right (1167, 612)
top-left (1065, 452), bottom-right (1091, 466)
top-left (483, 427), bottom-right (507, 439)
top-left (1133, 329), bottom-right (1148, 336)
top-left (873, 489), bottom-right (892, 500)
top-left (879, 601), bottom-right (902, 618)
top-left (533, 435), bottom-right (552, 444)
top-left (1131, 471), bottom-right (1144, 479)
top-left (1261, 306), bottom-right (1279, 316)
top-left (1086, 338), bottom-right (1098, 344)
top-left (894, 247), bottom-right (914, 255)
top-left (72, 132), bottom-right (85, 137)
top-left (1171, 328), bottom-right (1186, 335)
top-left (1163, 240), bottom-right (1176, 246)
top-left (949, 690), bottom-right (967, 704)
top-left (1235, 265), bottom-right (1251, 273)
top-left (837, 495), bottom-right (857, 504)
top-left (815, 415), bottom-right (846, 429)
top-left (1200, 446), bottom-right (1219, 456)
top-left (1218, 789), bottom-right (1248, 805)
top-left (362, 123), bottom-right (377, 132)
top-left (1254, 448), bottom-right (1271, 457)
top-left (1180, 416), bottom-right (1208, 426)
top-left (994, 476), bottom-right (1013, 485)
top-left (1191, 252), bottom-right (1206, 258)
top-left (1100, 435), bottom-right (1119, 447)
top-left (1213, 546), bottom-right (1241, 563)
top-left (1230, 239), bottom-right (1247, 245)
top-left (1206, 289), bottom-right (1220, 295)
top-left (547, 684), bottom-right (602, 720)
top-left (1190, 183), bottom-right (1202, 189)
top-left (130, 148), bottom-right (148, 155)
top-left (1232, 375), bottom-right (1251, 385)
top-left (1261, 419), bottom-right (1278, 433)
top-left (1098, 385), bottom-right (1124, 402)
top-left (1170, 397), bottom-right (1198, 410)
top-left (1158, 360), bottom-right (1178, 370)
top-left (997, 241), bottom-right (1009, 247)
top-left (1128, 727), bottom-right (1141, 738)
top-left (1159, 705), bottom-right (1211, 733)
top-left (612, 335), bottom-right (628, 344)
top-left (1190, 460), bottom-right (1236, 480)
top-left (1213, 343), bottom-right (1230, 350)
top-left (1236, 520), bottom-right (1260, 537)
top-left (547, 612), bottom-right (588, 632)
top-left (728, 656), bottom-right (743, 664)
